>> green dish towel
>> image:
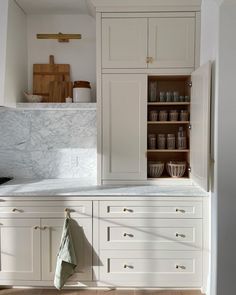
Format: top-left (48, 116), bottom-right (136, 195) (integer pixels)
top-left (54, 217), bottom-right (77, 290)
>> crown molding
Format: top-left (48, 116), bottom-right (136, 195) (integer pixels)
top-left (91, 0), bottom-right (202, 12)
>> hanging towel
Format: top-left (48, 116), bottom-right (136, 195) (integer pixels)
top-left (54, 216), bottom-right (77, 290)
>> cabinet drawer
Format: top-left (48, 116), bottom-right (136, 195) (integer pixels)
top-left (100, 200), bottom-right (202, 218)
top-left (0, 201), bottom-right (92, 218)
top-left (100, 250), bottom-right (202, 287)
top-left (100, 218), bottom-right (202, 251)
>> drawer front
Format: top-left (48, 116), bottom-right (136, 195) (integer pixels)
top-left (0, 201), bottom-right (92, 218)
top-left (100, 219), bottom-right (202, 251)
top-left (100, 250), bottom-right (202, 287)
top-left (100, 200), bottom-right (202, 219)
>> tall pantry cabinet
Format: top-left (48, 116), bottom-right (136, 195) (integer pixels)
top-left (94, 0), bottom-right (211, 191)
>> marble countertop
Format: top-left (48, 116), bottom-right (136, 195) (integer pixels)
top-left (0, 179), bottom-right (209, 198)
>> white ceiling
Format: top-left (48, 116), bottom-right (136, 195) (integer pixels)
top-left (16, 0), bottom-right (95, 15)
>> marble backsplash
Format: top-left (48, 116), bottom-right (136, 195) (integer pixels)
top-left (0, 107), bottom-right (97, 183)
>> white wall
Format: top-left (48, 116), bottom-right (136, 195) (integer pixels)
top-left (0, 0), bottom-right (8, 106)
top-left (27, 14), bottom-right (96, 101)
top-left (200, 1), bottom-right (220, 294)
top-left (216, 2), bottom-right (236, 294)
top-left (4, 0), bottom-right (28, 106)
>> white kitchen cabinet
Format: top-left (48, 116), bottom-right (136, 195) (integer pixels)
top-left (41, 218), bottom-right (93, 282)
top-left (0, 219), bottom-right (41, 281)
top-left (102, 18), bottom-right (148, 69)
top-left (102, 14), bottom-right (196, 69)
top-left (102, 74), bottom-right (147, 180)
top-left (0, 0), bottom-right (27, 107)
top-left (148, 17), bottom-right (195, 68)
top-left (101, 63), bottom-right (211, 188)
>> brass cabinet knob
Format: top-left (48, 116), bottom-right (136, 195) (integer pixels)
top-left (175, 208), bottom-right (186, 213)
top-left (123, 233), bottom-right (134, 237)
top-left (124, 264), bottom-right (134, 269)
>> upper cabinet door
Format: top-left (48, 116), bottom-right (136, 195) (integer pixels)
top-left (102, 74), bottom-right (147, 181)
top-left (190, 62), bottom-right (211, 191)
top-left (148, 17), bottom-right (195, 68)
top-left (102, 18), bottom-right (148, 68)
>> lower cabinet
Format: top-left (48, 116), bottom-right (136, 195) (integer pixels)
top-left (0, 219), bottom-right (41, 281)
top-left (100, 250), bottom-right (202, 287)
top-left (41, 218), bottom-right (92, 282)
top-left (0, 198), bottom-right (205, 288)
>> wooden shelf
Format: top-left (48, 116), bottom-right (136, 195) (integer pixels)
top-left (147, 149), bottom-right (189, 153)
top-left (148, 102), bottom-right (190, 106)
top-left (148, 121), bottom-right (190, 124)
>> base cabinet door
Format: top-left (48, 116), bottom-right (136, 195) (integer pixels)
top-left (0, 219), bottom-right (41, 281)
top-left (41, 218), bottom-right (93, 282)
top-left (102, 74), bottom-right (147, 181)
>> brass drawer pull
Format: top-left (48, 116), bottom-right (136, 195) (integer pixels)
top-left (123, 233), bottom-right (134, 237)
top-left (34, 226), bottom-right (48, 230)
top-left (175, 233), bottom-right (186, 238)
top-left (123, 208), bottom-right (133, 213)
top-left (176, 265), bottom-right (186, 270)
top-left (12, 208), bottom-right (22, 213)
top-left (124, 264), bottom-right (134, 269)
top-left (175, 208), bottom-right (186, 213)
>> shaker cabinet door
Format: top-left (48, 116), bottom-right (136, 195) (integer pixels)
top-left (41, 218), bottom-right (93, 282)
top-left (102, 74), bottom-right (147, 181)
top-left (0, 219), bottom-right (41, 281)
top-left (102, 18), bottom-right (148, 68)
top-left (148, 17), bottom-right (195, 69)
top-left (190, 62), bottom-right (211, 191)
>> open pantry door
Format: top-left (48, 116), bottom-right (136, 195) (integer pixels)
top-left (190, 61), bottom-right (211, 191)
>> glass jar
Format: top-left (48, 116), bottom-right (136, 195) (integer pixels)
top-left (177, 127), bottom-right (187, 150)
top-left (180, 110), bottom-right (189, 121)
top-left (148, 134), bottom-right (156, 150)
top-left (149, 81), bottom-right (158, 102)
top-left (157, 134), bottom-right (166, 149)
top-left (167, 134), bottom-right (176, 150)
top-left (149, 110), bottom-right (158, 121)
top-left (166, 91), bottom-right (173, 102)
top-left (159, 110), bottom-right (168, 121)
top-left (173, 91), bottom-right (179, 102)
top-left (159, 92), bottom-right (166, 102)
top-left (169, 110), bottom-right (179, 121)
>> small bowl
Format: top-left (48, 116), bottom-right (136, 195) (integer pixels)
top-left (148, 161), bottom-right (164, 178)
top-left (24, 92), bottom-right (43, 103)
top-left (166, 161), bottom-right (186, 178)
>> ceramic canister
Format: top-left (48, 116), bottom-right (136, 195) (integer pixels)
top-left (73, 81), bottom-right (91, 103)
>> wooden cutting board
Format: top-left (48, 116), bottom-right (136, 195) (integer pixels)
top-left (49, 81), bottom-right (73, 103)
top-left (33, 55), bottom-right (70, 102)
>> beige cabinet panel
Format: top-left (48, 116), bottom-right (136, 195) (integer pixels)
top-left (99, 200), bottom-right (203, 219)
top-left (190, 62), bottom-right (211, 191)
top-left (100, 250), bottom-right (202, 287)
top-left (149, 17), bottom-right (195, 68)
top-left (102, 18), bottom-right (148, 68)
top-left (0, 219), bottom-right (41, 281)
top-left (41, 218), bottom-right (92, 282)
top-left (102, 74), bottom-right (147, 180)
top-left (100, 218), bottom-right (202, 251)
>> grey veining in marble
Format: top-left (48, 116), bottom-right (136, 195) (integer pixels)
top-left (0, 108), bottom-right (97, 183)
top-left (0, 179), bottom-right (209, 197)
top-left (17, 103), bottom-right (96, 110)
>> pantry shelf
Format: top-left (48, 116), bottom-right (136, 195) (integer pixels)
top-left (147, 149), bottom-right (190, 153)
top-left (148, 121), bottom-right (190, 124)
top-left (148, 102), bottom-right (190, 106)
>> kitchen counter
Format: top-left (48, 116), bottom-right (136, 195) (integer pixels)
top-left (0, 179), bottom-right (209, 199)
